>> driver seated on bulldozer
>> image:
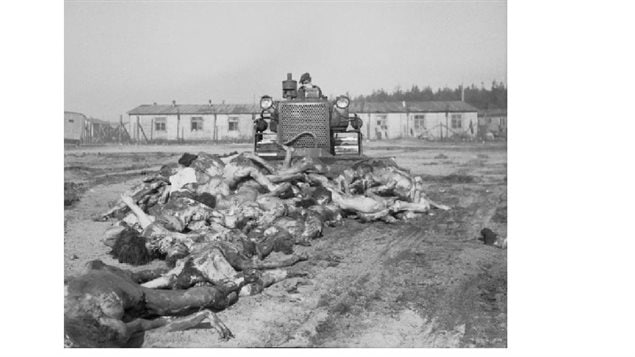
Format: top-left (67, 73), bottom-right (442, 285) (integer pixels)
top-left (297, 72), bottom-right (324, 100)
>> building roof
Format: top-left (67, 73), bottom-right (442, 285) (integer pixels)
top-left (350, 101), bottom-right (408, 113)
top-left (128, 104), bottom-right (260, 115)
top-left (350, 100), bottom-right (479, 113)
top-left (407, 101), bottom-right (479, 113)
top-left (478, 108), bottom-right (507, 117)
top-left (129, 100), bottom-right (478, 116)
top-left (64, 111), bottom-right (87, 118)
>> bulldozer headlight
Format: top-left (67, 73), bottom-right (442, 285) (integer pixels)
top-left (335, 96), bottom-right (350, 109)
top-left (260, 95), bottom-right (273, 110)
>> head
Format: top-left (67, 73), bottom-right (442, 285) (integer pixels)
top-left (300, 72), bottom-right (312, 85)
top-left (178, 153), bottom-right (198, 167)
top-left (109, 228), bottom-right (154, 266)
top-left (243, 267), bottom-right (261, 284)
top-left (312, 186), bottom-right (332, 205)
top-left (158, 163), bottom-right (180, 178)
top-left (64, 314), bottom-right (125, 348)
top-left (191, 153), bottom-right (225, 176)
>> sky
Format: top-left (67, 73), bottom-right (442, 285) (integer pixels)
top-left (65, 0), bottom-right (507, 121)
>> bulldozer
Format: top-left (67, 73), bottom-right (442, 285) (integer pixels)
top-left (253, 73), bottom-right (365, 165)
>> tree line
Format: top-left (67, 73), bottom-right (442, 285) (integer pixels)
top-left (352, 80), bottom-right (507, 110)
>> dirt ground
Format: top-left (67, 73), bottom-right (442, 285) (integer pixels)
top-left (64, 139), bottom-right (507, 348)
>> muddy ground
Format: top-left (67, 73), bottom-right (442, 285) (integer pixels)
top-left (64, 139), bottom-right (507, 348)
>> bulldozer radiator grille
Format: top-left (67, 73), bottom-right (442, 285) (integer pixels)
top-left (278, 102), bottom-right (331, 149)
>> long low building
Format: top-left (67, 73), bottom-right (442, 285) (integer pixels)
top-left (350, 101), bottom-right (479, 140)
top-left (128, 103), bottom-right (259, 142)
top-left (127, 100), bottom-right (479, 143)
top-left (478, 108), bottom-right (507, 138)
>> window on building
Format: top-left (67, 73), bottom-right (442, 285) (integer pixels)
top-left (191, 117), bottom-right (203, 131)
top-left (68, 119), bottom-right (74, 123)
top-left (413, 115), bottom-right (425, 129)
top-left (155, 117), bottom-right (166, 132)
top-left (376, 115), bottom-right (388, 130)
top-left (451, 113), bottom-right (463, 129)
top-left (228, 117), bottom-right (239, 131)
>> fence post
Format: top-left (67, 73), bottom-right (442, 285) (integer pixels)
top-left (138, 122), bottom-right (149, 143)
top-left (213, 113), bottom-right (218, 142)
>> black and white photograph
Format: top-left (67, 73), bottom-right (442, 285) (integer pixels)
top-left (62, 0), bottom-right (507, 348)
top-left (7, 0), bottom-right (634, 354)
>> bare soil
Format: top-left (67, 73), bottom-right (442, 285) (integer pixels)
top-left (64, 139), bottom-right (507, 348)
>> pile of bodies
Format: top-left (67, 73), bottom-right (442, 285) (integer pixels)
top-left (64, 147), bottom-right (449, 347)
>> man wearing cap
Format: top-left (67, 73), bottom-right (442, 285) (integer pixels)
top-left (297, 72), bottom-right (324, 99)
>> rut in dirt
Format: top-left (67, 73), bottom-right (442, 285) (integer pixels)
top-left (301, 205), bottom-right (506, 347)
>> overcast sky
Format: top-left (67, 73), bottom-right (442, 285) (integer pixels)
top-left (65, 0), bottom-right (506, 121)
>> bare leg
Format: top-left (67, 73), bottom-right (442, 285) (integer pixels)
top-left (154, 310), bottom-right (233, 338)
top-left (142, 274), bottom-right (177, 289)
top-left (260, 268), bottom-right (308, 286)
top-left (129, 310), bottom-right (233, 340)
top-left (282, 145), bottom-right (294, 170)
top-left (159, 187), bottom-right (170, 204)
top-left (309, 174), bottom-right (347, 195)
top-left (356, 209), bottom-right (391, 222)
top-left (264, 182), bottom-right (292, 197)
top-left (130, 267), bottom-right (169, 284)
top-left (124, 317), bottom-right (170, 335)
top-left (365, 181), bottom-right (397, 196)
top-left (330, 191), bottom-right (387, 213)
top-left (423, 197), bottom-right (451, 211)
top-left (142, 285), bottom-right (237, 316)
top-left (96, 203), bottom-right (128, 221)
top-left (121, 194), bottom-right (155, 229)
top-left (143, 247), bottom-right (244, 290)
top-left (394, 197), bottom-right (450, 211)
top-left (412, 188), bottom-right (422, 204)
top-left (240, 152), bottom-right (277, 174)
top-left (83, 259), bottom-right (167, 284)
top-left (230, 166), bottom-right (280, 193)
top-left (140, 258), bottom-right (195, 289)
top-left (239, 269), bottom-right (308, 297)
top-left (333, 175), bottom-right (350, 194)
top-left (247, 252), bottom-right (308, 270)
top-left (97, 181), bottom-right (166, 221)
top-left (267, 173), bottom-right (305, 184)
top-left (248, 169), bottom-right (281, 193)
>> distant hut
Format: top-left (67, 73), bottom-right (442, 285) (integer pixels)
top-left (64, 111), bottom-right (86, 145)
top-left (127, 103), bottom-right (259, 143)
top-left (478, 108), bottom-right (507, 138)
top-left (349, 100), bottom-right (479, 140)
